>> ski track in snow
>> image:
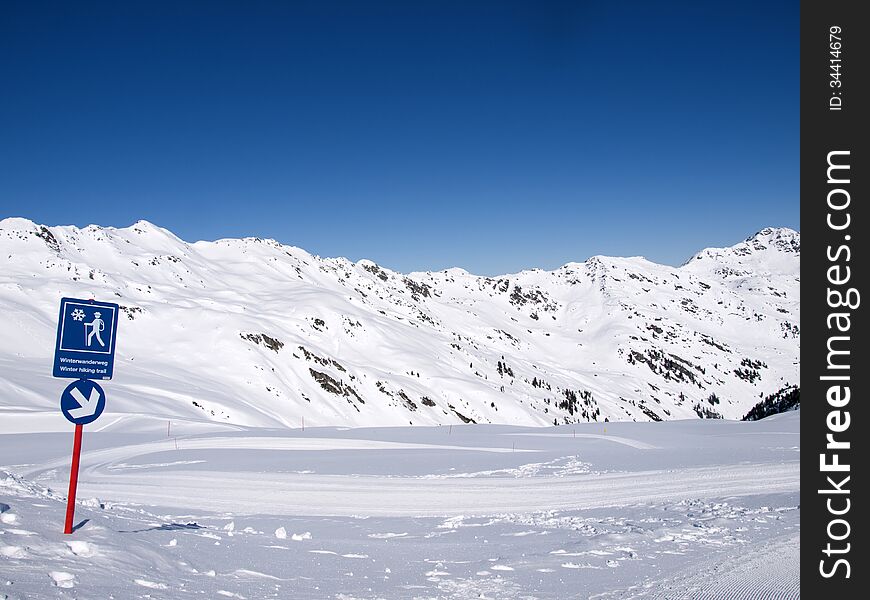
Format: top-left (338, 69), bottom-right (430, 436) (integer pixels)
top-left (39, 460), bottom-right (798, 517)
top-left (595, 533), bottom-right (800, 599)
top-left (509, 432), bottom-right (659, 450)
top-left (16, 429), bottom-right (798, 517)
top-left (21, 435), bottom-right (538, 475)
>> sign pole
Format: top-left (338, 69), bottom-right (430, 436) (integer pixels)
top-left (53, 296), bottom-right (119, 534)
top-left (64, 424), bottom-right (84, 535)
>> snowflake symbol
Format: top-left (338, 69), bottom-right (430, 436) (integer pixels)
top-left (71, 308), bottom-right (86, 321)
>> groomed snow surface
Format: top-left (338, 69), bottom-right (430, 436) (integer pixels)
top-left (1, 411), bottom-right (799, 598)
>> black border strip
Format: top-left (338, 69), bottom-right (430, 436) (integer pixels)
top-left (802, 0), bottom-right (868, 594)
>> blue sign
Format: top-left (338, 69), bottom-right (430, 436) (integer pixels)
top-left (53, 297), bottom-right (120, 380)
top-left (60, 379), bottom-right (106, 425)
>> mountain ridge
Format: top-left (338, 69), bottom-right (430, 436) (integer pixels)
top-left (2, 216), bottom-right (798, 276)
top-left (0, 218), bottom-right (800, 427)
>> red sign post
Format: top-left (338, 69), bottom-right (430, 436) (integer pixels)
top-left (63, 424), bottom-right (84, 534)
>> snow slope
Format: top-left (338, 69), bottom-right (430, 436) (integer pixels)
top-left (0, 411), bottom-right (800, 599)
top-left (0, 218), bottom-right (799, 427)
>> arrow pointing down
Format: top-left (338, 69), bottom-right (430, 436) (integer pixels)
top-left (69, 387), bottom-right (101, 419)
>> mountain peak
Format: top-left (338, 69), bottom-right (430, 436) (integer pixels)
top-left (1, 216), bottom-right (37, 228)
top-left (743, 227), bottom-right (800, 253)
top-left (131, 219), bottom-right (160, 229)
top-left (124, 220), bottom-right (175, 236)
top-left (683, 227), bottom-right (800, 268)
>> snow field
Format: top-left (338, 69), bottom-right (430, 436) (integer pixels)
top-left (1, 412), bottom-right (799, 598)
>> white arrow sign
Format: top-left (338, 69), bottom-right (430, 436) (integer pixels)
top-left (68, 386), bottom-right (102, 420)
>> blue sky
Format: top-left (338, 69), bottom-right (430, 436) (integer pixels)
top-left (0, 1), bottom-right (798, 275)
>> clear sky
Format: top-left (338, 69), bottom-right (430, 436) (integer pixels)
top-left (0, 1), bottom-right (798, 275)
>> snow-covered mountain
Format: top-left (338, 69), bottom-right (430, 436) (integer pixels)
top-left (0, 218), bottom-right (799, 427)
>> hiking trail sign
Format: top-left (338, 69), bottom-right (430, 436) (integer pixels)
top-left (53, 297), bottom-right (120, 380)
